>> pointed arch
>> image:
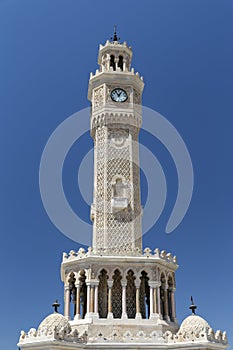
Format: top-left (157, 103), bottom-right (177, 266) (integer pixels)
top-left (160, 272), bottom-right (166, 320)
top-left (68, 272), bottom-right (76, 317)
top-left (110, 54), bottom-right (116, 71)
top-left (112, 269), bottom-right (122, 318)
top-left (139, 270), bottom-right (150, 319)
top-left (126, 269), bottom-right (136, 318)
top-left (79, 270), bottom-right (87, 319)
top-left (118, 55), bottom-right (123, 71)
top-left (98, 269), bottom-right (108, 318)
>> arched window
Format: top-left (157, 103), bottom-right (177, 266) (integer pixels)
top-left (126, 270), bottom-right (136, 318)
top-left (118, 55), bottom-right (123, 71)
top-left (113, 178), bottom-right (125, 198)
top-left (112, 269), bottom-right (122, 318)
top-left (79, 270), bottom-right (87, 319)
top-left (160, 273), bottom-right (166, 320)
top-left (139, 271), bottom-right (150, 319)
top-left (98, 269), bottom-right (108, 318)
top-left (110, 55), bottom-right (116, 71)
top-left (168, 274), bottom-right (174, 321)
top-left (68, 272), bottom-right (76, 318)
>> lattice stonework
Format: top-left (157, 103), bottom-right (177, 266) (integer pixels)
top-left (93, 121), bottom-right (142, 253)
top-left (94, 126), bottom-right (107, 248)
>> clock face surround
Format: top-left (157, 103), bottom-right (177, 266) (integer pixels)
top-left (111, 88), bottom-right (128, 102)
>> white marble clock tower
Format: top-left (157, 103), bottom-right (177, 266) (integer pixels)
top-left (88, 34), bottom-right (144, 255)
top-left (18, 31), bottom-right (228, 350)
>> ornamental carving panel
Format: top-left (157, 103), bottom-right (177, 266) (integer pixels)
top-left (109, 129), bottom-right (128, 148)
top-left (94, 126), bottom-right (107, 248)
top-left (133, 89), bottom-right (141, 105)
top-left (94, 86), bottom-right (104, 110)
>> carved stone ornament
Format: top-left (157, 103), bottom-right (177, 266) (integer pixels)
top-left (94, 85), bottom-right (104, 109)
top-left (109, 130), bottom-right (128, 148)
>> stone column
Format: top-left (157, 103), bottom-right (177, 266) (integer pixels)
top-left (106, 54), bottom-right (110, 70)
top-left (123, 59), bottom-right (127, 72)
top-left (107, 280), bottom-right (113, 319)
top-left (94, 284), bottom-right (98, 315)
top-left (64, 285), bottom-right (70, 319)
top-left (85, 281), bottom-right (91, 318)
top-left (74, 283), bottom-right (81, 320)
top-left (153, 287), bottom-right (157, 314)
top-left (121, 281), bottom-right (127, 319)
top-left (148, 281), bottom-right (159, 319)
top-left (163, 284), bottom-right (170, 322)
top-left (90, 286), bottom-right (94, 313)
top-left (157, 286), bottom-right (161, 317)
top-left (149, 284), bottom-right (154, 316)
top-left (135, 281), bottom-right (141, 319)
top-left (170, 287), bottom-right (177, 322)
top-left (115, 56), bottom-right (119, 70)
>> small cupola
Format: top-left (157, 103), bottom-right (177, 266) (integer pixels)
top-left (98, 27), bottom-right (133, 73)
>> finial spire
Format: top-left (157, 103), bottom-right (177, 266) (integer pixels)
top-left (111, 25), bottom-right (120, 42)
top-left (189, 296), bottom-right (197, 315)
top-left (52, 300), bottom-right (60, 313)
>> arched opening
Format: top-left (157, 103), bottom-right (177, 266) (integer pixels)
top-left (111, 177), bottom-right (128, 212)
top-left (113, 178), bottom-right (125, 198)
top-left (160, 273), bottom-right (166, 320)
top-left (68, 272), bottom-right (76, 318)
top-left (168, 274), bottom-right (174, 321)
top-left (126, 269), bottom-right (136, 318)
top-left (110, 55), bottom-right (116, 71)
top-left (98, 269), bottom-right (108, 318)
top-left (118, 55), bottom-right (123, 71)
top-left (139, 271), bottom-right (150, 319)
top-left (79, 270), bottom-right (87, 319)
top-left (112, 269), bottom-right (122, 318)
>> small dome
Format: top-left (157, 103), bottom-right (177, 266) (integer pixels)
top-left (180, 315), bottom-right (210, 334)
top-left (38, 313), bottom-right (71, 333)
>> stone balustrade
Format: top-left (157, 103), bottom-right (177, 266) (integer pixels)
top-left (62, 246), bottom-right (177, 266)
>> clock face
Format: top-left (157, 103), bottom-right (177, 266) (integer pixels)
top-left (111, 88), bottom-right (128, 102)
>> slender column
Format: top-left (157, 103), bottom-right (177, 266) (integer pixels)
top-left (148, 282), bottom-right (160, 319)
top-left (94, 285), bottom-right (98, 314)
top-left (74, 283), bottom-right (81, 320)
top-left (163, 284), bottom-right (170, 322)
top-left (64, 285), bottom-right (70, 319)
top-left (153, 287), bottom-right (157, 314)
top-left (85, 282), bottom-right (91, 318)
top-left (135, 281), bottom-right (141, 319)
top-left (123, 59), bottom-right (126, 71)
top-left (121, 281), bottom-right (127, 319)
top-left (170, 287), bottom-right (177, 322)
top-left (106, 54), bottom-right (110, 70)
top-left (90, 286), bottom-right (94, 313)
top-left (107, 280), bottom-right (113, 319)
top-left (150, 285), bottom-right (154, 316)
top-left (157, 286), bottom-right (161, 317)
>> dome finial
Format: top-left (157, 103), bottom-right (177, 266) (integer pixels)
top-left (189, 296), bottom-right (197, 315)
top-left (52, 300), bottom-right (60, 313)
top-left (111, 25), bottom-right (120, 42)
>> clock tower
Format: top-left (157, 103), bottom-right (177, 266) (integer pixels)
top-left (18, 31), bottom-right (228, 350)
top-left (88, 32), bottom-right (144, 255)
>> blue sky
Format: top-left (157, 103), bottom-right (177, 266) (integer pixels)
top-left (0, 0), bottom-right (233, 348)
